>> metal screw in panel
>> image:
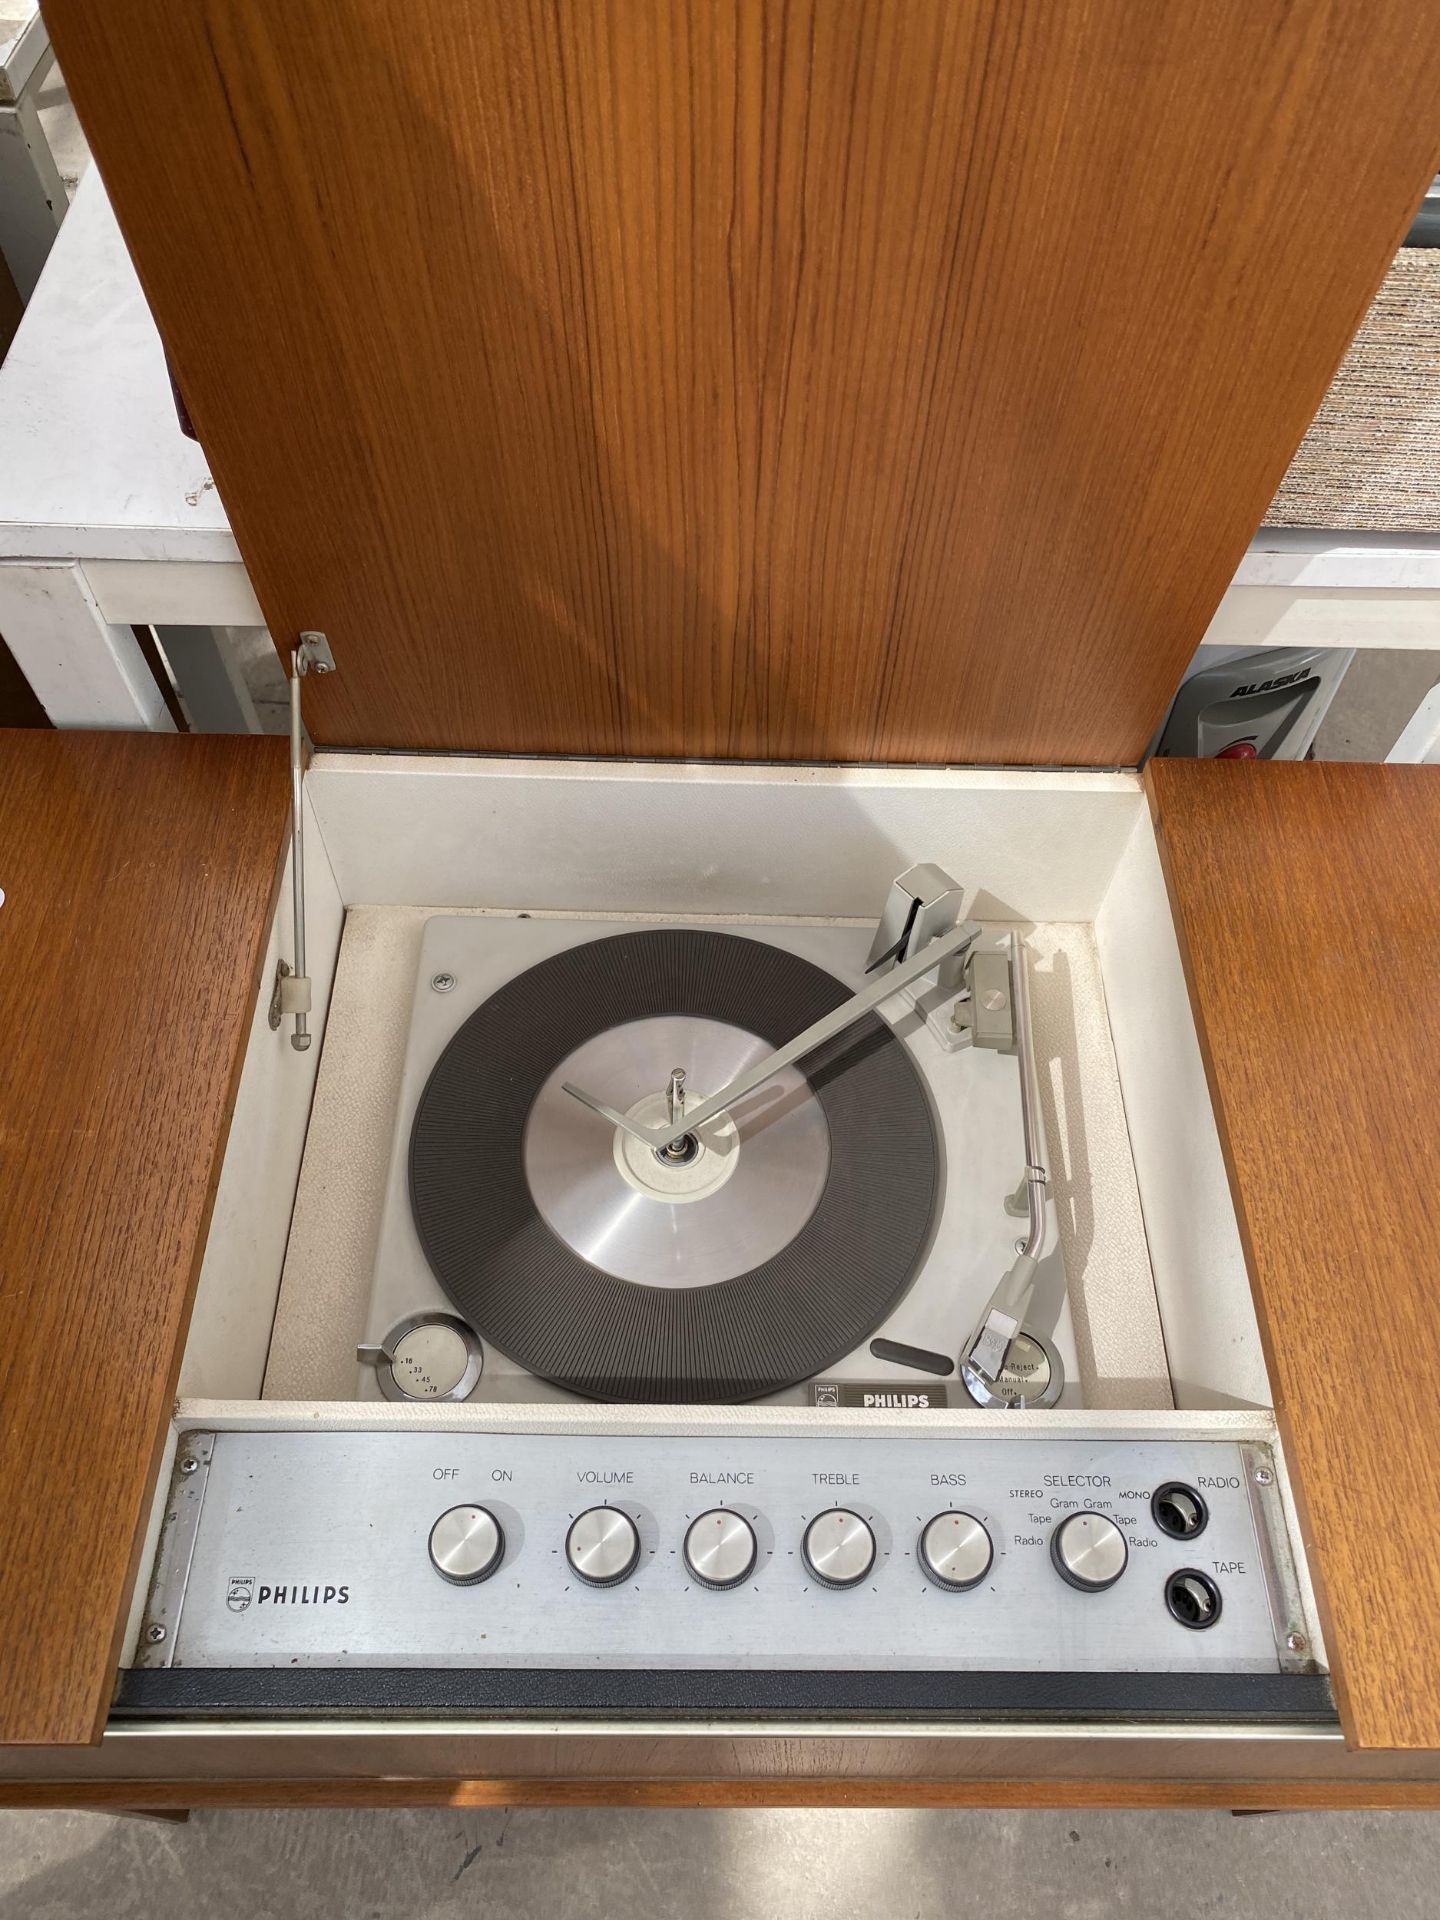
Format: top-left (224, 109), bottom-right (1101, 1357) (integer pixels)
top-left (431, 973), bottom-right (456, 993)
top-left (1253, 1466), bottom-right (1274, 1486)
top-left (981, 988), bottom-right (1008, 1012)
top-left (179, 1456), bottom-right (199, 1475)
top-left (146, 1624), bottom-right (166, 1644)
top-left (1286, 1631), bottom-right (1307, 1652)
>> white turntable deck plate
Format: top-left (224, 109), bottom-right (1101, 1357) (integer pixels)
top-left (361, 916), bottom-right (1080, 1407)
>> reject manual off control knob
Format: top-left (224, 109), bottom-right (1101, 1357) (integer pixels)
top-left (684, 1509), bottom-right (758, 1590)
top-left (919, 1511), bottom-right (993, 1591)
top-left (1050, 1510), bottom-right (1128, 1592)
top-left (803, 1508), bottom-right (876, 1589)
top-left (429, 1505), bottom-right (505, 1586)
top-left (567, 1506), bottom-right (642, 1587)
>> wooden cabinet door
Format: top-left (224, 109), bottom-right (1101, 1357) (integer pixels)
top-left (46, 0), bottom-right (1440, 765)
top-left (0, 733), bottom-right (289, 1746)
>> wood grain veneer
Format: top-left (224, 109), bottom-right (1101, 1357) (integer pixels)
top-left (1146, 759), bottom-right (1440, 1751)
top-left (0, 732), bottom-right (290, 1746)
top-left (45, 1), bottom-right (1440, 765)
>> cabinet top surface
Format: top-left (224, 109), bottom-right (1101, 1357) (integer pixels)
top-left (0, 730), bottom-right (288, 1746)
top-left (1147, 757), bottom-right (1440, 1752)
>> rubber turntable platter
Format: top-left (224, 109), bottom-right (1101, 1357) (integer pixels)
top-left (409, 928), bottom-right (937, 1401)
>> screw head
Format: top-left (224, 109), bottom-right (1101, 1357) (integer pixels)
top-left (980, 987), bottom-right (1009, 1013)
top-left (178, 1455), bottom-right (199, 1476)
top-left (431, 972), bottom-right (456, 993)
top-left (146, 1623), bottom-right (167, 1644)
top-left (1253, 1466), bottom-right (1274, 1486)
top-left (1286, 1631), bottom-right (1307, 1653)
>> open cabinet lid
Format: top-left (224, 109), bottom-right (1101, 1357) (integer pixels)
top-left (1147, 758), bottom-right (1440, 1751)
top-left (0, 732), bottom-right (289, 1746)
top-left (44, 1), bottom-right (1440, 767)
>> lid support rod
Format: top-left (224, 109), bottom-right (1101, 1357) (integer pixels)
top-left (284, 631), bottom-right (337, 1053)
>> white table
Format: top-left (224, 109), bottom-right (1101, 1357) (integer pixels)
top-left (0, 168), bottom-right (263, 727)
top-left (2, 169), bottom-right (1438, 751)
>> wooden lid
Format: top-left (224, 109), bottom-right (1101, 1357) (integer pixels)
top-left (1148, 758), bottom-right (1440, 1751)
top-left (46, 2), bottom-right (1440, 767)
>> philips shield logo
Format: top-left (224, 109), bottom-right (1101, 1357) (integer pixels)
top-left (226, 1576), bottom-right (255, 1614)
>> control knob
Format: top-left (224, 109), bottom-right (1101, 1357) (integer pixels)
top-left (358, 1312), bottom-right (482, 1402)
top-left (1050, 1510), bottom-right (1128, 1591)
top-left (428, 1505), bottom-right (505, 1586)
top-left (918, 1510), bottom-right (993, 1591)
top-left (566, 1506), bottom-right (641, 1587)
top-left (803, 1508), bottom-right (876, 1589)
top-left (684, 1509), bottom-right (758, 1590)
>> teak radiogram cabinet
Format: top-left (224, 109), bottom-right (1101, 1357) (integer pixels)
top-left (2, 0), bottom-right (1440, 1809)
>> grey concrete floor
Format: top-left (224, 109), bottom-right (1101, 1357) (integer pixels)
top-left (3, 1803), bottom-right (1439, 1917)
top-left (1313, 646), bottom-right (1440, 761)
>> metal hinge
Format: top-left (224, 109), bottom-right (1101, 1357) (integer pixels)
top-left (284, 631), bottom-right (337, 1052)
top-left (135, 1433), bottom-right (215, 1668)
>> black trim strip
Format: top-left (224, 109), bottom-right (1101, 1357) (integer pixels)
top-left (113, 1667), bottom-right (1335, 1725)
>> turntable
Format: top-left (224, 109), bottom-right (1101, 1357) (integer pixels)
top-left (357, 871), bottom-right (1074, 1411)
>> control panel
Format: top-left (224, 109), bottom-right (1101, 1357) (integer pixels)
top-left (137, 1431), bottom-right (1303, 1674)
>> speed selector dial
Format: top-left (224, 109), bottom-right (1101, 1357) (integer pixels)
top-left (566, 1506), bottom-right (641, 1587)
top-left (919, 1511), bottom-right (993, 1591)
top-left (1050, 1510), bottom-right (1128, 1592)
top-left (429, 1505), bottom-right (505, 1586)
top-left (684, 1509), bottom-right (758, 1590)
top-left (803, 1508), bottom-right (876, 1589)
